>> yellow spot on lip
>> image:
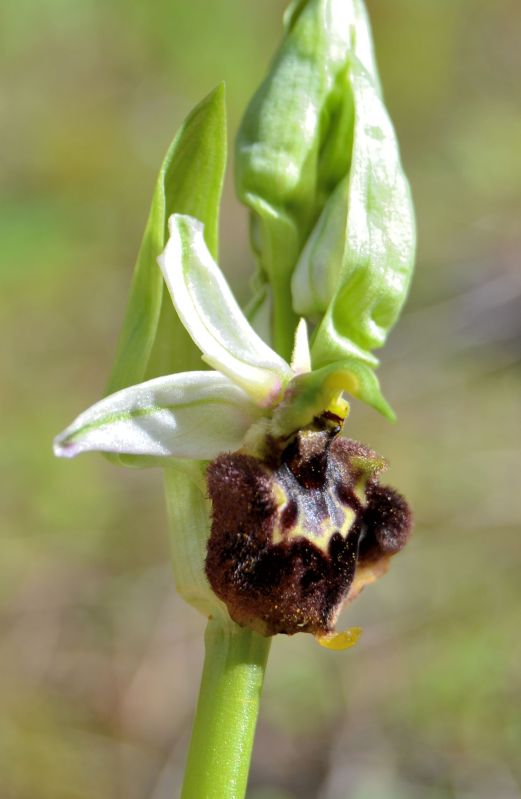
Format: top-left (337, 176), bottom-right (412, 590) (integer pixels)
top-left (316, 626), bottom-right (362, 651)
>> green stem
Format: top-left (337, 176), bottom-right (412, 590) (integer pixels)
top-left (181, 618), bottom-right (272, 799)
top-left (272, 275), bottom-right (298, 362)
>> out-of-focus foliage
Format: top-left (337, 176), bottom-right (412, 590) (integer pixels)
top-left (1, 1), bottom-right (521, 798)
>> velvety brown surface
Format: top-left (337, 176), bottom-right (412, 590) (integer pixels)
top-left (206, 433), bottom-right (411, 636)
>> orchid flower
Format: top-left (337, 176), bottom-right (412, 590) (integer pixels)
top-left (54, 212), bottom-right (410, 650)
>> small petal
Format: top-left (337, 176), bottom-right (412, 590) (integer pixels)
top-left (290, 318), bottom-right (312, 375)
top-left (54, 372), bottom-right (262, 461)
top-left (158, 214), bottom-right (292, 405)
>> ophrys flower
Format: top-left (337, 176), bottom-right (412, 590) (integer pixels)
top-left (55, 213), bottom-right (411, 648)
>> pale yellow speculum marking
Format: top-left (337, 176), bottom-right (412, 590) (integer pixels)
top-left (272, 483), bottom-right (287, 510)
top-left (337, 503), bottom-right (357, 538)
top-left (271, 483), bottom-right (357, 554)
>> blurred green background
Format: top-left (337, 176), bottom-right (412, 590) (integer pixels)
top-left (2, 1), bottom-right (521, 797)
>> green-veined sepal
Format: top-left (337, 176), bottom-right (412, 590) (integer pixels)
top-left (54, 372), bottom-right (263, 461)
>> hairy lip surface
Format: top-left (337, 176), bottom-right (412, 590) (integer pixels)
top-left (205, 428), bottom-right (411, 638)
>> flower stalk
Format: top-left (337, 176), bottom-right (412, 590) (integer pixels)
top-left (181, 619), bottom-right (271, 799)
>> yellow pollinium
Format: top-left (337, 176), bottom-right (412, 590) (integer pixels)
top-left (317, 627), bottom-right (362, 650)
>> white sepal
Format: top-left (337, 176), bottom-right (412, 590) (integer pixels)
top-left (53, 371), bottom-right (262, 461)
top-left (158, 214), bottom-right (292, 406)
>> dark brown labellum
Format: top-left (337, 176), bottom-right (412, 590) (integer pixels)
top-left (205, 427), bottom-right (411, 637)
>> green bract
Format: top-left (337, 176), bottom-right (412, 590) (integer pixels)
top-left (236, 0), bottom-right (415, 406)
top-left (108, 83), bottom-right (227, 393)
top-left (298, 59), bottom-right (415, 369)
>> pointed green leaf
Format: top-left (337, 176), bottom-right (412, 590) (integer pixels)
top-left (54, 372), bottom-right (262, 461)
top-left (107, 84), bottom-right (227, 394)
